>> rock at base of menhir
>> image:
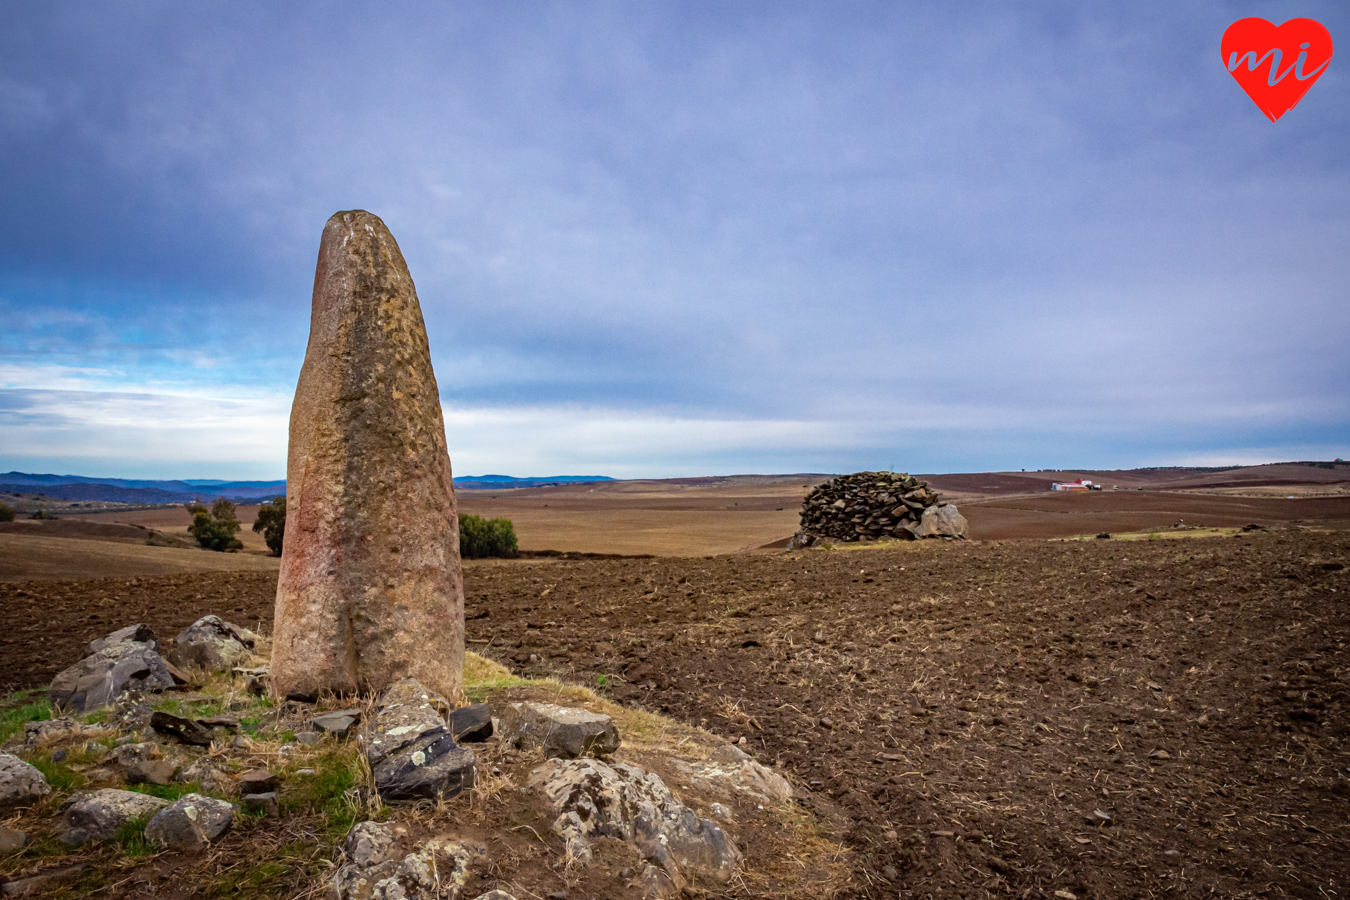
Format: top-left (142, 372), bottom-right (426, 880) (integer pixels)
top-left (48, 641), bottom-right (178, 714)
top-left (271, 209), bottom-right (464, 704)
top-left (0, 752), bottom-right (52, 813)
top-left (0, 822), bottom-right (27, 852)
top-left (669, 743), bottom-right (793, 806)
top-left (448, 703), bottom-right (493, 743)
top-left (501, 702), bottom-right (620, 759)
top-left (529, 757), bottom-right (741, 894)
top-left (85, 623), bottom-right (158, 656)
top-left (172, 616), bottom-right (260, 672)
top-left (57, 789), bottom-right (169, 845)
top-left (332, 820), bottom-right (487, 900)
top-left (145, 793), bottom-right (234, 849)
top-left (365, 680), bottom-right (475, 802)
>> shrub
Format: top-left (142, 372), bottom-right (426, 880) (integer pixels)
top-left (459, 514), bottom-right (518, 559)
top-left (189, 499), bottom-right (243, 551)
top-left (252, 496), bottom-right (286, 556)
top-left (0, 500), bottom-right (13, 522)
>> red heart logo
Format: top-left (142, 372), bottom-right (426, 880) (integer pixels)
top-left (1222, 18), bottom-right (1333, 121)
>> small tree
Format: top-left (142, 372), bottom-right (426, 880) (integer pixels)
top-left (458, 514), bottom-right (518, 559)
top-left (189, 500), bottom-right (242, 552)
top-left (252, 496), bottom-right (286, 556)
top-left (0, 500), bottom-right (13, 522)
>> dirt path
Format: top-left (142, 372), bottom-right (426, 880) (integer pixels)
top-left (2, 531), bottom-right (1347, 898)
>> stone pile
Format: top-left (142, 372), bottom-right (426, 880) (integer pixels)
top-left (789, 471), bottom-right (968, 547)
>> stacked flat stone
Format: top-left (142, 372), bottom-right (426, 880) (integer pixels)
top-left (796, 471), bottom-right (941, 542)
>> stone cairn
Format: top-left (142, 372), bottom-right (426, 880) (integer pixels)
top-left (787, 471), bottom-right (967, 548)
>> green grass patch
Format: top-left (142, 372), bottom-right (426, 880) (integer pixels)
top-left (27, 753), bottom-right (87, 792)
top-left (128, 782), bottom-right (200, 802)
top-left (280, 746), bottom-right (364, 837)
top-left (462, 652), bottom-right (529, 701)
top-left (0, 689), bottom-right (50, 746)
top-left (113, 816), bottom-right (156, 858)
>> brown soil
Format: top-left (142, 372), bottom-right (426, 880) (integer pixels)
top-left (960, 492), bottom-right (1350, 541)
top-left (4, 530), bottom-right (1347, 897)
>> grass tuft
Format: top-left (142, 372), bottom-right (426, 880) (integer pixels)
top-left (0, 689), bottom-right (51, 746)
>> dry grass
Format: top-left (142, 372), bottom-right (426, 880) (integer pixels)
top-left (0, 533), bottom-right (282, 582)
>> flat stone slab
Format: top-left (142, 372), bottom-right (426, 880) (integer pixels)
top-left (448, 703), bottom-right (492, 743)
top-left (85, 623), bottom-right (157, 656)
top-left (237, 769), bottom-right (279, 793)
top-left (365, 679), bottom-right (475, 802)
top-left (58, 789), bottom-right (169, 845)
top-left (669, 744), bottom-right (793, 806)
top-left (312, 709), bottom-right (363, 736)
top-left (501, 702), bottom-right (620, 759)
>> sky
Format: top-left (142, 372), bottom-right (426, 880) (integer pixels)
top-left (1, 1), bottom-right (1346, 480)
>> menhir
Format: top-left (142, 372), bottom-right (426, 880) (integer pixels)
top-left (271, 210), bottom-right (464, 701)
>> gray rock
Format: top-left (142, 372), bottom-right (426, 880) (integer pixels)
top-left (313, 709), bottom-right (363, 736)
top-left (0, 823), bottom-right (27, 852)
top-left (237, 769), bottom-right (279, 793)
top-left (917, 504), bottom-right (968, 539)
top-left (47, 642), bottom-right (177, 713)
top-left (125, 759), bottom-right (178, 786)
top-left (0, 753), bottom-right (51, 813)
top-left (150, 711), bottom-right (213, 746)
top-left (501, 702), bottom-right (620, 759)
top-left (177, 758), bottom-right (228, 794)
top-left (57, 789), bottom-right (169, 845)
top-left (295, 731), bottom-right (323, 746)
top-left (172, 616), bottom-right (259, 672)
top-left (21, 717), bottom-right (95, 749)
top-left (365, 679), bottom-right (476, 802)
top-left (529, 757), bottom-right (742, 888)
top-left (243, 792), bottom-right (278, 816)
top-left (86, 623), bottom-right (158, 656)
top-left (669, 743), bottom-right (793, 806)
top-left (344, 820), bottom-right (398, 868)
top-left (470, 893), bottom-right (518, 900)
top-left (144, 793), bottom-right (234, 849)
top-left (332, 825), bottom-right (484, 900)
top-left (448, 703), bottom-right (493, 743)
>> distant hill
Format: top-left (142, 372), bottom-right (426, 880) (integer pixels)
top-left (0, 472), bottom-right (285, 504)
top-left (454, 475), bottom-right (615, 490)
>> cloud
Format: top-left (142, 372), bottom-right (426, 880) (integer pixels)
top-left (0, 3), bottom-right (1346, 476)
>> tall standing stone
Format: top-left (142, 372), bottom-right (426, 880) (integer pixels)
top-left (271, 210), bottom-right (463, 701)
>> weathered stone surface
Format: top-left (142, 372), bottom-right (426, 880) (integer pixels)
top-left (917, 504), bottom-right (969, 539)
top-left (501, 702), bottom-right (620, 759)
top-left (0, 822), bottom-right (27, 852)
top-left (85, 624), bottom-right (157, 656)
top-left (20, 717), bottom-right (98, 749)
top-left (177, 758), bottom-right (229, 795)
top-left (48, 642), bottom-right (177, 713)
top-left (243, 792), bottom-right (278, 816)
top-left (150, 711), bottom-right (213, 746)
top-left (529, 757), bottom-right (742, 888)
top-left (57, 789), bottom-right (169, 845)
top-left (365, 679), bottom-right (476, 802)
top-left (670, 743), bottom-right (793, 806)
top-left (469, 893), bottom-right (518, 900)
top-left (237, 769), bottom-right (279, 793)
top-left (344, 820), bottom-right (398, 868)
top-left (0, 864), bottom-right (85, 896)
top-left (272, 209), bottom-right (464, 702)
top-left (448, 703), bottom-right (492, 743)
top-left (172, 616), bottom-right (259, 672)
top-left (125, 759), bottom-right (178, 786)
top-left (332, 823), bottom-right (485, 900)
top-left (144, 793), bottom-right (234, 849)
top-left (0, 753), bottom-right (51, 813)
top-left (313, 709), bottom-right (363, 736)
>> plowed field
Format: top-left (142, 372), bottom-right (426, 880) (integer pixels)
top-left (2, 530), bottom-right (1347, 898)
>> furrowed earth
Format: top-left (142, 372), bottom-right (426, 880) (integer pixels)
top-left (3, 528), bottom-right (1347, 898)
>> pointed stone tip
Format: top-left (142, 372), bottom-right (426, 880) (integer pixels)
top-left (326, 209), bottom-right (390, 233)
